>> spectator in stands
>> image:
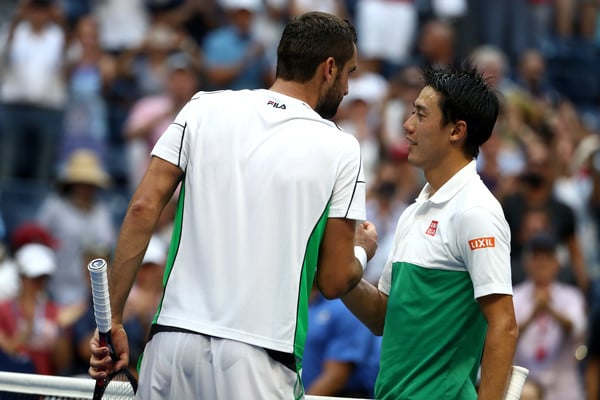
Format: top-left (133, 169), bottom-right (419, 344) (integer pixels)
top-left (378, 65), bottom-right (424, 158)
top-left (335, 67), bottom-right (388, 188)
top-left (0, 212), bottom-right (18, 302)
top-left (36, 149), bottom-right (115, 316)
top-left (469, 45), bottom-right (519, 96)
top-left (92, 0), bottom-right (149, 54)
top-left (120, 21), bottom-right (201, 97)
top-left (513, 231), bottom-right (587, 400)
top-left (364, 158), bottom-right (414, 284)
top-left (144, 0), bottom-right (220, 47)
top-left (302, 285), bottom-right (379, 398)
top-left (202, 0), bottom-right (274, 90)
top-left (123, 51), bottom-right (200, 192)
top-left (0, 241), bottom-right (71, 375)
top-left (354, 0), bottom-right (418, 77)
top-left (514, 48), bottom-right (561, 107)
top-left (0, 244), bottom-right (18, 303)
top-left (476, 0), bottom-right (531, 62)
top-left (0, 222), bottom-right (59, 304)
top-left (61, 14), bottom-right (117, 163)
top-left (548, 107), bottom-right (600, 297)
top-left (0, 0), bottom-right (68, 183)
top-left (411, 19), bottom-right (458, 69)
top-left (502, 138), bottom-right (590, 293)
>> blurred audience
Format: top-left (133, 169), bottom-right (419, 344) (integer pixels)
top-left (61, 14), bottom-right (116, 163)
top-left (120, 21), bottom-right (201, 98)
top-left (513, 232), bottom-right (587, 400)
top-left (0, 3), bottom-right (599, 395)
top-left (0, 241), bottom-right (71, 375)
top-left (123, 51), bottom-right (200, 192)
top-left (410, 18), bottom-right (457, 69)
top-left (92, 0), bottom-right (148, 53)
top-left (0, 0), bottom-right (67, 183)
top-left (502, 139), bottom-right (590, 292)
top-left (514, 48), bottom-right (561, 107)
top-left (36, 149), bottom-right (115, 316)
top-left (202, 0), bottom-right (273, 90)
top-left (354, 0), bottom-right (418, 77)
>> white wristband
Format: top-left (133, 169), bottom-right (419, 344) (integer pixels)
top-left (354, 246), bottom-right (368, 271)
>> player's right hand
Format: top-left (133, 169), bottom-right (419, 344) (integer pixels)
top-left (355, 221), bottom-right (378, 260)
top-left (88, 324), bottom-right (130, 379)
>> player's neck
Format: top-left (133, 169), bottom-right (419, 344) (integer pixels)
top-left (269, 79), bottom-right (319, 110)
top-left (424, 156), bottom-right (471, 195)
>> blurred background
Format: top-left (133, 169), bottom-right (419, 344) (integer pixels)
top-left (0, 0), bottom-right (600, 399)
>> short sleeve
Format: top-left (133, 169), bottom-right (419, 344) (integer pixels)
top-left (328, 135), bottom-right (366, 222)
top-left (151, 101), bottom-right (193, 171)
top-left (457, 206), bottom-right (513, 299)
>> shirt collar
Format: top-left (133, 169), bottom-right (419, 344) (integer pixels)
top-left (415, 160), bottom-right (478, 205)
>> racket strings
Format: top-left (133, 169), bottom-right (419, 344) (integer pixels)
top-left (95, 370), bottom-right (137, 400)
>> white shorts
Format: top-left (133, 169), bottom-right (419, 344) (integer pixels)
top-left (356, 0), bottom-right (418, 64)
top-left (136, 330), bottom-right (303, 399)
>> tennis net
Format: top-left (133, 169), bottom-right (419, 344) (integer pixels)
top-left (0, 371), bottom-right (361, 399)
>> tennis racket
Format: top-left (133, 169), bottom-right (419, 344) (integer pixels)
top-left (88, 258), bottom-right (138, 400)
top-left (503, 365), bottom-right (529, 400)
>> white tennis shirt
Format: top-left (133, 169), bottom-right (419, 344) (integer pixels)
top-left (375, 161), bottom-right (513, 399)
top-left (150, 89), bottom-right (366, 359)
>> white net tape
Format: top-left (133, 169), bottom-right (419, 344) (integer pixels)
top-left (0, 371), bottom-right (359, 400)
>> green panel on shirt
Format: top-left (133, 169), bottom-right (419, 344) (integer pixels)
top-left (294, 203), bottom-right (329, 370)
top-left (375, 262), bottom-right (487, 400)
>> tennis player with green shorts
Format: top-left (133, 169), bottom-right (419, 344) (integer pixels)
top-left (88, 11), bottom-right (378, 400)
top-left (342, 62), bottom-right (518, 400)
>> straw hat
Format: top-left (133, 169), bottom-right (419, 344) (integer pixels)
top-left (59, 150), bottom-right (110, 188)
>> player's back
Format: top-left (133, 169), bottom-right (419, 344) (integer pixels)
top-left (151, 89), bottom-right (364, 354)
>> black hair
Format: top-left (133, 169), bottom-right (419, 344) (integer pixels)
top-left (420, 61), bottom-right (500, 158)
top-left (276, 12), bottom-right (357, 82)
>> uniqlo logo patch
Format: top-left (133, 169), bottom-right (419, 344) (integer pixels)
top-left (425, 220), bottom-right (438, 236)
top-left (468, 237), bottom-right (495, 250)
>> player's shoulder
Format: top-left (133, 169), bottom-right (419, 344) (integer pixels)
top-left (462, 174), bottom-right (502, 206)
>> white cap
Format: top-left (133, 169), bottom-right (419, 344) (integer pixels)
top-left (219, 0), bottom-right (262, 12)
top-left (142, 236), bottom-right (166, 266)
top-left (344, 73), bottom-right (388, 105)
top-left (16, 243), bottom-right (56, 278)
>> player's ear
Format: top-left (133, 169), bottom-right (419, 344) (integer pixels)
top-left (322, 57), bottom-right (337, 83)
top-left (449, 120), bottom-right (467, 142)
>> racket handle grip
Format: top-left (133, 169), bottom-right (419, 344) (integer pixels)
top-left (504, 365), bottom-right (529, 400)
top-left (88, 258), bottom-right (112, 334)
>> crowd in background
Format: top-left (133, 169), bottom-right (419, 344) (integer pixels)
top-left (0, 0), bottom-right (600, 398)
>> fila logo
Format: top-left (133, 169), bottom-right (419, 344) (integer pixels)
top-left (468, 237), bottom-right (495, 250)
top-left (267, 100), bottom-right (286, 109)
top-left (425, 220), bottom-right (438, 236)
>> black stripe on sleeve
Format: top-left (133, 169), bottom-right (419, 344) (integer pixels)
top-left (177, 122), bottom-right (187, 168)
top-left (344, 150), bottom-right (363, 219)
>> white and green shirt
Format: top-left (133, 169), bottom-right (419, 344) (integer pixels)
top-left (150, 89), bottom-right (366, 366)
top-left (377, 161), bottom-right (512, 399)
